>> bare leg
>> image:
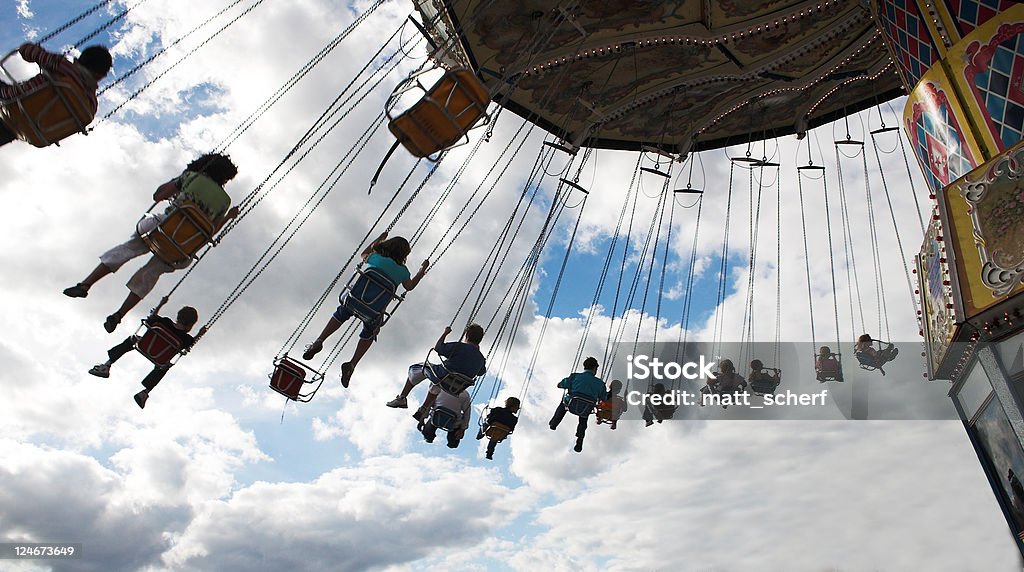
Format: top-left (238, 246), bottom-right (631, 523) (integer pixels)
top-left (113, 292), bottom-right (143, 319)
top-left (104, 291), bottom-right (142, 333)
top-left (313, 317), bottom-right (343, 344)
top-left (397, 379), bottom-right (416, 399)
top-left (80, 263), bottom-right (114, 288)
top-left (66, 263), bottom-right (113, 297)
top-left (348, 337), bottom-right (373, 368)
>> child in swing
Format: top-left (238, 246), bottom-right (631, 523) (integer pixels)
top-left (87, 296), bottom-right (205, 409)
top-left (854, 334), bottom-right (899, 375)
top-left (815, 345), bottom-right (841, 382)
top-left (596, 379), bottom-right (627, 429)
top-left (301, 231), bottom-right (429, 387)
top-left (476, 396), bottom-right (520, 460)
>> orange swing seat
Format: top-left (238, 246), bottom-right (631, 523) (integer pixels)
top-left (387, 67), bottom-right (490, 159)
top-left (138, 201), bottom-right (217, 266)
top-left (0, 51), bottom-right (94, 147)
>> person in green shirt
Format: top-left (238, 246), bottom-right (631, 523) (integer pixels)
top-left (62, 153), bottom-right (239, 333)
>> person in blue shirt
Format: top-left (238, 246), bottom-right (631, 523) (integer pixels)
top-left (302, 232), bottom-right (428, 387)
top-left (387, 323), bottom-right (486, 413)
top-left (549, 356), bottom-right (609, 453)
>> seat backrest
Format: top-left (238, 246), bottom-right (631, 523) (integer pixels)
top-left (484, 422), bottom-right (513, 441)
top-left (342, 268), bottom-right (399, 324)
top-left (750, 377), bottom-right (780, 393)
top-left (816, 357), bottom-right (839, 372)
top-left (140, 201), bottom-right (216, 266)
top-left (855, 352), bottom-right (875, 367)
top-left (566, 394), bottom-right (596, 417)
top-left (435, 370), bottom-right (476, 396)
top-left (431, 406), bottom-right (459, 431)
top-left (136, 322), bottom-right (182, 366)
top-left (270, 357), bottom-right (307, 400)
top-left (0, 76), bottom-right (94, 147)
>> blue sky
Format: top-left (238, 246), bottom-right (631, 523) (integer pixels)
top-left (0, 1), bottom-right (1021, 571)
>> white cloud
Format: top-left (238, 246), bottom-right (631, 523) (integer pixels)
top-left (162, 454), bottom-right (525, 570)
top-left (16, 1), bottom-right (32, 19)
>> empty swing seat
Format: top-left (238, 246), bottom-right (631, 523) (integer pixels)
top-left (430, 406), bottom-right (460, 432)
top-left (565, 393), bottom-right (597, 417)
top-left (135, 321), bottom-right (183, 366)
top-left (0, 62), bottom-right (94, 147)
top-left (484, 422), bottom-right (513, 442)
top-left (270, 356), bottom-right (307, 400)
top-left (388, 67), bottom-right (491, 159)
top-left (138, 201), bottom-right (216, 266)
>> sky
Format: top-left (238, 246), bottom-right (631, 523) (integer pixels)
top-left (0, 1), bottom-right (1021, 571)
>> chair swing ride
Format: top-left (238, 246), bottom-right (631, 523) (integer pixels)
top-left (11, 0), bottom-right (937, 443)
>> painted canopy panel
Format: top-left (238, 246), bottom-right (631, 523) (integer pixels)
top-left (414, 0), bottom-right (905, 152)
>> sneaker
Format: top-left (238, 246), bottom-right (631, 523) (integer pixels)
top-left (485, 452), bottom-right (493, 460)
top-left (645, 419), bottom-right (654, 427)
top-left (386, 395), bottom-right (408, 409)
top-left (63, 284), bottom-right (88, 298)
top-left (103, 313), bottom-right (121, 333)
top-left (88, 364), bottom-right (110, 378)
top-left (573, 438), bottom-right (583, 453)
top-left (302, 340), bottom-right (323, 361)
top-left (339, 362), bottom-right (354, 388)
top-left (134, 390), bottom-right (149, 409)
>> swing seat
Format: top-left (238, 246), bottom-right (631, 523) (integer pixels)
top-left (270, 356), bottom-right (307, 400)
top-left (430, 405), bottom-right (460, 432)
top-left (653, 403), bottom-right (677, 421)
top-left (0, 54), bottom-right (94, 147)
top-left (596, 397), bottom-right (625, 424)
top-left (387, 67), bottom-right (490, 160)
top-left (268, 356), bottom-right (325, 402)
top-left (484, 422), bottom-right (513, 442)
top-left (138, 201), bottom-right (216, 266)
top-left (815, 356), bottom-right (844, 382)
top-left (431, 369), bottom-right (476, 396)
top-left (340, 267), bottom-right (402, 328)
top-left (749, 375), bottom-right (781, 395)
top-left (855, 352), bottom-right (880, 370)
top-left (749, 368), bottom-right (781, 395)
top-left (564, 393), bottom-right (597, 417)
top-left (135, 321), bottom-right (182, 366)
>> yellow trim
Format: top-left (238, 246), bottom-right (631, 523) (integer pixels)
top-left (915, 0), bottom-right (949, 58)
